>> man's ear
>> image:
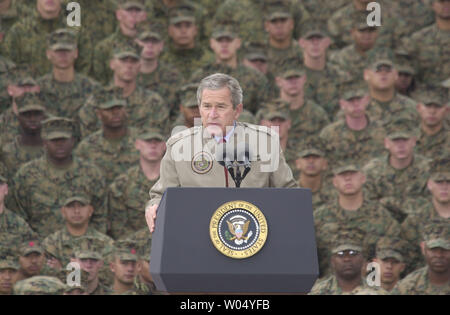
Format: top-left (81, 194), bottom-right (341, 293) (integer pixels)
top-left (46, 49), bottom-right (52, 61)
top-left (420, 242), bottom-right (426, 256)
top-left (298, 38), bottom-right (306, 49)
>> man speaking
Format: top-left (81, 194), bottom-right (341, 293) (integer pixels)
top-left (145, 73), bottom-right (297, 232)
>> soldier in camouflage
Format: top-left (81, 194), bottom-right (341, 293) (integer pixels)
top-left (42, 195), bottom-right (114, 273)
top-left (213, 0), bottom-right (310, 43)
top-left (0, 18), bottom-right (17, 114)
top-left (263, 3), bottom-right (304, 76)
top-left (328, 13), bottom-right (380, 93)
top-left (0, 77), bottom-right (40, 145)
top-left (79, 43), bottom-right (169, 138)
top-left (0, 0), bottom-right (33, 37)
top-left (2, 0), bottom-right (92, 77)
top-left (75, 94), bottom-right (140, 187)
top-left (314, 164), bottom-right (401, 278)
top-left (415, 87), bottom-right (449, 160)
top-left (0, 247), bottom-right (19, 295)
top-left (400, 0), bottom-right (450, 85)
top-left (401, 158), bottom-right (450, 273)
top-left (319, 89), bottom-right (386, 167)
top-left (15, 240), bottom-right (59, 282)
top-left (171, 83), bottom-right (201, 130)
top-left (241, 41), bottom-right (279, 101)
top-left (310, 227), bottom-right (387, 295)
top-left (13, 275), bottom-right (66, 295)
top-left (92, 0), bottom-right (149, 85)
top-left (160, 6), bottom-right (214, 81)
top-left (372, 237), bottom-right (408, 292)
top-left (275, 67), bottom-right (330, 149)
top-left (392, 223), bottom-right (450, 295)
top-left (37, 28), bottom-right (101, 142)
top-left (109, 240), bottom-right (148, 295)
top-left (6, 117), bottom-right (108, 236)
top-left (327, 0), bottom-right (403, 49)
top-left (1, 93), bottom-right (47, 179)
top-left (107, 128), bottom-right (166, 240)
top-left (294, 140), bottom-right (335, 210)
top-left (70, 237), bottom-right (113, 295)
top-left (135, 23), bottom-right (184, 121)
top-left (298, 25), bottom-right (344, 118)
top-left (0, 173), bottom-right (38, 253)
top-left (362, 57), bottom-right (419, 127)
top-left (190, 23), bottom-right (270, 114)
top-left (363, 119), bottom-right (431, 223)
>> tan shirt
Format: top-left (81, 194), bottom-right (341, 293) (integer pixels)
top-left (149, 122), bottom-right (297, 206)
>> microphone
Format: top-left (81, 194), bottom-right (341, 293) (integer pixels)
top-left (215, 142), bottom-right (236, 181)
top-left (236, 142), bottom-right (252, 181)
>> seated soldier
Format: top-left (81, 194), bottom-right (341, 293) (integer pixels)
top-left (392, 223), bottom-right (450, 295)
top-left (109, 240), bottom-right (148, 295)
top-left (0, 248), bottom-right (19, 295)
top-left (372, 237), bottom-right (408, 292)
top-left (314, 163), bottom-right (401, 277)
top-left (42, 194), bottom-right (114, 272)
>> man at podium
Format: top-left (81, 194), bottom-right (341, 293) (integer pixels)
top-left (145, 73), bottom-right (297, 232)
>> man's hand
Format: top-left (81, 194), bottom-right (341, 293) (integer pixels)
top-left (145, 204), bottom-right (159, 233)
top-left (47, 257), bottom-right (62, 270)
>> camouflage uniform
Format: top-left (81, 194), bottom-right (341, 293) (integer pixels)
top-left (0, 108), bottom-right (19, 145)
top-left (389, 0), bottom-right (435, 38)
top-left (319, 101), bottom-right (386, 167)
top-left (43, 226), bottom-right (114, 270)
top-left (363, 151), bottom-right (431, 223)
top-left (78, 85), bottom-right (169, 138)
top-left (267, 40), bottom-right (303, 78)
top-left (61, 0), bottom-right (119, 48)
top-left (0, 205), bottom-right (38, 253)
top-left (75, 127), bottom-right (140, 187)
top-left (327, 1), bottom-right (404, 49)
top-left (92, 29), bottom-right (139, 85)
top-left (190, 62), bottom-right (270, 115)
top-left (13, 276), bottom-right (67, 295)
top-left (0, 56), bottom-right (16, 114)
top-left (2, 10), bottom-right (92, 77)
top-left (301, 0), bottom-right (347, 25)
top-left (107, 165), bottom-right (159, 240)
top-left (314, 197), bottom-right (401, 276)
top-left (6, 118), bottom-right (108, 236)
top-left (393, 223), bottom-right (450, 295)
top-left (415, 89), bottom-right (450, 160)
top-left (1, 93), bottom-right (47, 178)
top-left (400, 24), bottom-right (450, 85)
top-left (213, 0), bottom-right (310, 42)
top-left (0, 0), bottom-right (33, 37)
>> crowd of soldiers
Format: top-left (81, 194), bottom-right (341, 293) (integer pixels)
top-left (0, 0), bottom-right (449, 295)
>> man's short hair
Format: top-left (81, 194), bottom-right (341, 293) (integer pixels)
top-left (196, 73), bottom-right (243, 109)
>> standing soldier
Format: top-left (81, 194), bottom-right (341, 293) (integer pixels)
top-left (372, 237), bottom-right (408, 292)
top-left (171, 83), bottom-right (201, 130)
top-left (401, 158), bottom-right (450, 272)
top-left (42, 195), bottom-right (114, 272)
top-left (1, 93), bottom-right (47, 179)
top-left (75, 93), bottom-right (140, 186)
top-left (319, 89), bottom-right (386, 167)
top-left (363, 119), bottom-right (432, 222)
top-left (314, 164), bottom-right (400, 277)
top-left (0, 0), bottom-right (33, 36)
top-left (92, 0), bottom-right (150, 85)
top-left (3, 0), bottom-right (92, 77)
top-left (415, 87), bottom-right (449, 160)
top-left (135, 23), bottom-right (184, 120)
top-left (79, 44), bottom-right (169, 138)
top-left (0, 248), bottom-right (19, 295)
top-left (160, 5), bottom-right (213, 80)
top-left (0, 19), bottom-right (17, 114)
top-left (6, 117), bottom-right (108, 236)
top-left (107, 128), bottom-right (166, 240)
top-left (190, 23), bottom-right (269, 114)
top-left (392, 223), bottom-right (450, 295)
top-left (400, 0), bottom-right (450, 85)
top-left (15, 240), bottom-right (57, 282)
top-left (0, 173), bottom-right (37, 252)
top-left (298, 25), bottom-right (344, 118)
top-left (38, 28), bottom-right (101, 142)
top-left (275, 67), bottom-right (330, 149)
top-left (0, 77), bottom-right (40, 145)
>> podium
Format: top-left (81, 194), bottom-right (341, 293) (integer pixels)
top-left (150, 187), bottom-right (318, 294)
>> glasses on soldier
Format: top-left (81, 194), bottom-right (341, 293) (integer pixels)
top-left (336, 250), bottom-right (360, 257)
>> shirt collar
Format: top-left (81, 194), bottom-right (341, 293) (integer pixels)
top-left (214, 121), bottom-right (237, 143)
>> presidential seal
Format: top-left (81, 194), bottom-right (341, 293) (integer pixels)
top-left (191, 151), bottom-right (213, 174)
top-left (210, 201), bottom-right (268, 259)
